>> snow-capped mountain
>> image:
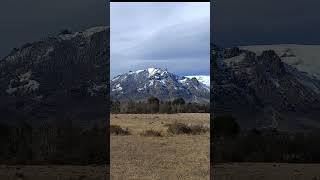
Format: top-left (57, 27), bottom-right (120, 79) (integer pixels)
top-left (186, 75), bottom-right (210, 87)
top-left (111, 68), bottom-right (210, 103)
top-left (212, 44), bottom-right (320, 132)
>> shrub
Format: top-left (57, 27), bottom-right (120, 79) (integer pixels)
top-left (140, 129), bottom-right (162, 137)
top-left (110, 125), bottom-right (130, 135)
top-left (189, 125), bottom-right (210, 135)
top-left (167, 122), bottom-right (209, 135)
top-left (167, 122), bottom-right (192, 134)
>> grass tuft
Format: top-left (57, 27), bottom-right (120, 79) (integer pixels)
top-left (110, 125), bottom-right (131, 135)
top-left (140, 129), bottom-right (162, 137)
top-left (167, 122), bottom-right (209, 135)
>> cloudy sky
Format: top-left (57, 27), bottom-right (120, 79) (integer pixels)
top-left (212, 0), bottom-right (320, 47)
top-left (111, 2), bottom-right (210, 77)
top-left (0, 0), bottom-right (108, 58)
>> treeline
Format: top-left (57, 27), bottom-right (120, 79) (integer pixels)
top-left (0, 120), bottom-right (107, 165)
top-left (111, 97), bottom-right (209, 114)
top-left (212, 116), bottom-right (320, 163)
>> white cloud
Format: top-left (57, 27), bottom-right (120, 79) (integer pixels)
top-left (111, 2), bottom-right (210, 77)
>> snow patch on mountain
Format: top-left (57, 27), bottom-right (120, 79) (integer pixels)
top-left (6, 71), bottom-right (40, 95)
top-left (113, 84), bottom-right (122, 91)
top-left (81, 26), bottom-right (108, 38)
top-left (185, 75), bottom-right (210, 87)
top-left (241, 44), bottom-right (320, 80)
top-left (58, 26), bottom-right (108, 41)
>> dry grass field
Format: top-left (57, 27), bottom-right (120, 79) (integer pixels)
top-left (212, 163), bottom-right (320, 180)
top-left (110, 113), bottom-right (210, 180)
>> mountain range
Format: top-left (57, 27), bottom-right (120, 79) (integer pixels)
top-left (2, 25), bottom-right (318, 132)
top-left (111, 68), bottom-right (210, 103)
top-left (0, 26), bottom-right (109, 124)
top-left (212, 44), bottom-right (320, 132)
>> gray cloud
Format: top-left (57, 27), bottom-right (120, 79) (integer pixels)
top-left (0, 0), bottom-right (109, 58)
top-left (212, 0), bottom-right (320, 47)
top-left (111, 2), bottom-right (210, 77)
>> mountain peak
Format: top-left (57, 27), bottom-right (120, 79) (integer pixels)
top-left (213, 44), bottom-right (320, 132)
top-left (111, 68), bottom-right (209, 103)
top-left (147, 67), bottom-right (165, 75)
top-left (57, 26), bottom-right (109, 41)
top-left (128, 67), bottom-right (168, 77)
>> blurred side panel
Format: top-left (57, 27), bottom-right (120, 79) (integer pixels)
top-left (0, 0), bottom-right (109, 179)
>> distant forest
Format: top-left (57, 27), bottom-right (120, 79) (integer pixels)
top-left (0, 119), bottom-right (107, 165)
top-left (111, 97), bottom-right (209, 114)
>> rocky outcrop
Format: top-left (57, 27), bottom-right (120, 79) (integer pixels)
top-left (212, 44), bottom-right (320, 132)
top-left (0, 27), bottom-right (109, 124)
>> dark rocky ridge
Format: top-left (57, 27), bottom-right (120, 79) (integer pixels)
top-left (212, 45), bottom-right (320, 132)
top-left (0, 26), bottom-right (109, 125)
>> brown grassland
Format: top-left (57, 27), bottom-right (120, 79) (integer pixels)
top-left (110, 113), bottom-right (210, 180)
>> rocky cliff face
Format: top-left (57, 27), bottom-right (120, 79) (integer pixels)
top-left (0, 27), bottom-right (109, 125)
top-left (111, 68), bottom-right (210, 103)
top-left (212, 45), bottom-right (320, 132)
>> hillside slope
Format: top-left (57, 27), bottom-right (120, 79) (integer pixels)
top-left (212, 44), bottom-right (320, 132)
